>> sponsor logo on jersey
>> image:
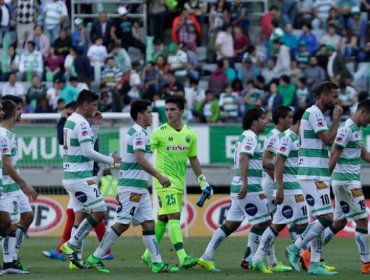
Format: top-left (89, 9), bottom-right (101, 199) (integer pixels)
top-left (1, 147), bottom-right (8, 153)
top-left (87, 180), bottom-right (95, 186)
top-left (336, 136), bottom-right (343, 143)
top-left (244, 144), bottom-right (252, 151)
top-left (315, 181), bottom-right (328, 190)
top-left (294, 194), bottom-right (304, 203)
top-left (340, 201), bottom-right (350, 214)
top-left (136, 140), bottom-right (143, 146)
top-left (351, 188), bottom-right (363, 198)
top-left (186, 135), bottom-right (191, 143)
top-left (129, 193), bottom-right (143, 202)
top-left (82, 130), bottom-right (88, 136)
top-left (166, 145), bottom-right (189, 152)
top-left (306, 194), bottom-right (315, 206)
top-left (317, 121), bottom-right (324, 128)
top-left (282, 205), bottom-right (293, 219)
top-left (245, 203), bottom-right (258, 216)
top-left (279, 146), bottom-right (287, 152)
top-left (259, 193), bottom-right (266, 200)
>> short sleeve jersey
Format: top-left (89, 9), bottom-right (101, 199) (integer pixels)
top-left (332, 119), bottom-right (363, 187)
top-left (0, 127), bottom-right (18, 193)
top-left (118, 124), bottom-right (151, 189)
top-left (297, 105), bottom-right (330, 180)
top-left (231, 130), bottom-right (263, 193)
top-left (262, 128), bottom-right (280, 164)
top-left (63, 113), bottom-right (95, 183)
top-left (151, 123), bottom-right (197, 193)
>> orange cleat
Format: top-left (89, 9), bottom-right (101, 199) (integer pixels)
top-left (299, 249), bottom-right (311, 271)
top-left (361, 262), bottom-right (370, 274)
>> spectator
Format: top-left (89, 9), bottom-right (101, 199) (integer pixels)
top-left (43, 0), bottom-right (68, 44)
top-left (263, 81), bottom-right (283, 113)
top-left (347, 6), bottom-right (368, 42)
top-left (209, 0), bottom-right (230, 37)
top-left (161, 71), bottom-right (184, 98)
top-left (238, 56), bottom-right (258, 84)
top-left (296, 77), bottom-right (309, 109)
top-left (16, 0), bottom-right (39, 49)
top-left (215, 23), bottom-right (234, 61)
top-left (35, 97), bottom-right (53, 113)
top-left (312, 0), bottom-right (336, 29)
top-left (19, 40), bottom-right (43, 80)
top-left (156, 54), bottom-right (168, 75)
top-left (98, 84), bottom-right (113, 112)
top-left (326, 44), bottom-right (351, 83)
top-left (197, 89), bottom-right (220, 123)
top-left (295, 41), bottom-right (310, 66)
top-left (152, 92), bottom-right (167, 123)
top-left (167, 42), bottom-right (188, 84)
top-left (171, 9), bottom-right (201, 51)
top-left (336, 0), bottom-right (357, 26)
top-left (69, 76), bottom-right (88, 92)
top-left (223, 58), bottom-right (236, 83)
top-left (278, 75), bottom-right (296, 107)
top-left (148, 0), bottom-right (166, 43)
top-left (298, 22), bottom-right (319, 54)
top-left (339, 27), bottom-right (359, 58)
top-left (127, 61), bottom-right (143, 101)
top-left (303, 55), bottom-right (326, 88)
top-left (244, 80), bottom-right (262, 112)
top-left (101, 56), bottom-right (122, 101)
top-left (72, 18), bottom-right (89, 54)
top-left (290, 59), bottom-right (304, 84)
top-left (185, 78), bottom-right (205, 116)
top-left (141, 61), bottom-right (161, 101)
top-left (110, 43), bottom-right (132, 73)
top-left (87, 36), bottom-right (108, 65)
top-left (46, 77), bottom-right (63, 111)
top-left (230, 0), bottom-right (248, 34)
top-left (242, 45), bottom-right (262, 66)
top-left (132, 20), bottom-right (144, 43)
top-left (45, 46), bottom-right (64, 82)
top-left (60, 76), bottom-right (79, 104)
top-left (320, 23), bottom-right (341, 49)
top-left (283, 23), bottom-right (298, 54)
top-left (110, 6), bottom-right (146, 55)
top-left (1, 72), bottom-right (25, 97)
top-left (209, 60), bottom-right (228, 97)
top-left (26, 76), bottom-right (46, 109)
top-left (53, 28), bottom-right (72, 57)
top-left (338, 80), bottom-right (356, 115)
top-left (269, 18), bottom-right (284, 48)
top-left (0, 0), bottom-right (10, 45)
top-left (350, 90), bottom-right (368, 115)
top-left (27, 25), bottom-right (50, 59)
top-left (219, 84), bottom-right (240, 122)
top-left (261, 57), bottom-right (276, 84)
top-left (281, 0), bottom-right (298, 25)
top-left (73, 48), bottom-right (93, 86)
top-left (182, 100), bottom-right (194, 124)
top-left (272, 38), bottom-right (291, 77)
top-left (90, 11), bottom-right (112, 49)
top-left (358, 41), bottom-right (370, 62)
top-left (233, 26), bottom-right (249, 62)
top-left (260, 4), bottom-right (279, 43)
top-left (327, 7), bottom-right (341, 30)
top-left (64, 47), bottom-right (77, 78)
top-left (1, 45), bottom-right (20, 81)
top-left (294, 0), bottom-right (314, 28)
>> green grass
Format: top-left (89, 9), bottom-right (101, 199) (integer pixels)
top-left (13, 237), bottom-right (370, 280)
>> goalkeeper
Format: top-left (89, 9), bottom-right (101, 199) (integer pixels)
top-left (141, 96), bottom-right (213, 268)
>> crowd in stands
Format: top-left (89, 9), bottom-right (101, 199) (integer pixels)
top-left (0, 0), bottom-right (369, 123)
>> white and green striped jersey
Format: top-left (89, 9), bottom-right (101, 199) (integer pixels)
top-left (44, 0), bottom-right (68, 29)
top-left (118, 124), bottom-right (151, 189)
top-left (63, 113), bottom-right (95, 184)
top-left (332, 119), bottom-right (363, 187)
top-left (219, 92), bottom-right (239, 117)
top-left (0, 127), bottom-right (18, 193)
top-left (297, 105), bottom-right (330, 180)
top-left (275, 129), bottom-right (301, 194)
top-left (231, 130), bottom-right (263, 193)
top-left (262, 128), bottom-right (281, 164)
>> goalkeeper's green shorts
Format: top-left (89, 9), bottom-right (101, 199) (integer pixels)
top-left (157, 189), bottom-right (183, 216)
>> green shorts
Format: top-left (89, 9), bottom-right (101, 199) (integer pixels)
top-left (157, 189), bottom-right (183, 216)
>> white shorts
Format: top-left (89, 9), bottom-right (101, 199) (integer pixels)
top-left (226, 192), bottom-right (271, 225)
top-left (333, 184), bottom-right (367, 221)
top-left (0, 194), bottom-right (8, 213)
top-left (64, 179), bottom-right (107, 213)
top-left (299, 180), bottom-right (333, 218)
top-left (272, 191), bottom-right (308, 225)
top-left (5, 190), bottom-right (32, 224)
top-left (115, 187), bottom-right (154, 226)
top-left (262, 173), bottom-right (276, 214)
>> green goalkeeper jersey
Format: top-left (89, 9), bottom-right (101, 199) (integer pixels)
top-left (151, 123), bottom-right (198, 193)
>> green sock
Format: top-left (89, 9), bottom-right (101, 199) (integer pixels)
top-left (168, 219), bottom-right (187, 263)
top-left (143, 219), bottom-right (167, 259)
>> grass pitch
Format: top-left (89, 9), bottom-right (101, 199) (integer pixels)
top-left (14, 236), bottom-right (370, 280)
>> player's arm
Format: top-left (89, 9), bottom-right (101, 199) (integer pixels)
top-left (263, 150), bottom-right (274, 179)
top-left (238, 153), bottom-right (250, 199)
top-left (360, 148), bottom-right (370, 163)
top-left (80, 141), bottom-right (119, 164)
top-left (329, 145), bottom-right (343, 175)
top-left (317, 105), bottom-right (343, 146)
top-left (2, 156), bottom-right (37, 200)
top-left (274, 154), bottom-right (286, 204)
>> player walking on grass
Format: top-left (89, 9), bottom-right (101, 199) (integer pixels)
top-left (313, 99), bottom-right (370, 274)
top-left (198, 108), bottom-right (271, 272)
top-left (285, 82), bottom-right (343, 276)
top-left (86, 100), bottom-right (179, 274)
top-left (0, 98), bottom-right (38, 274)
top-left (252, 108), bottom-right (307, 273)
top-left (141, 96), bottom-right (213, 269)
top-left (60, 90), bottom-right (120, 268)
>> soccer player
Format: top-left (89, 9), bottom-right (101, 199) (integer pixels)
top-left (198, 108), bottom-right (271, 272)
top-left (285, 81), bottom-right (343, 276)
top-left (252, 108), bottom-right (308, 273)
top-left (60, 90), bottom-right (120, 268)
top-left (0, 98), bottom-right (38, 274)
top-left (141, 96), bottom-right (212, 268)
top-left (86, 99), bottom-right (179, 273)
top-left (241, 106), bottom-right (294, 272)
top-left (315, 99), bottom-right (370, 274)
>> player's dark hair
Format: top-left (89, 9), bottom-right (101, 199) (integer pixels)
top-left (130, 99), bottom-right (151, 121)
top-left (76, 89), bottom-right (99, 106)
top-left (293, 108), bottom-right (305, 124)
top-left (315, 81), bottom-right (339, 97)
top-left (243, 107), bottom-right (265, 130)
top-left (165, 96), bottom-right (185, 110)
top-left (272, 106), bottom-right (292, 125)
top-left (1, 99), bottom-right (16, 120)
top-left (2, 95), bottom-right (23, 105)
top-left (357, 99), bottom-right (370, 113)
top-left (65, 101), bottom-right (77, 110)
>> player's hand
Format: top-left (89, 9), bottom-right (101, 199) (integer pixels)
top-left (238, 184), bottom-right (247, 199)
top-left (21, 183), bottom-right (38, 200)
top-left (92, 111), bottom-right (103, 125)
top-left (332, 105), bottom-right (343, 122)
top-left (197, 174), bottom-right (210, 190)
top-left (158, 174), bottom-right (171, 188)
top-left (275, 188), bottom-right (284, 205)
top-left (112, 154), bottom-right (121, 164)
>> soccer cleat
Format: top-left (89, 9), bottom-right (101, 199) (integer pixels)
top-left (69, 262), bottom-right (79, 270)
top-left (198, 258), bottom-right (220, 272)
top-left (61, 242), bottom-right (84, 269)
top-left (361, 262), bottom-right (370, 274)
top-left (102, 252), bottom-right (114, 260)
top-left (86, 255), bottom-right (110, 273)
top-left (42, 248), bottom-right (65, 260)
top-left (307, 262), bottom-right (338, 276)
top-left (152, 262), bottom-right (179, 273)
top-left (253, 261), bottom-right (273, 273)
top-left (2, 261), bottom-right (30, 274)
top-left (269, 261), bottom-right (292, 272)
top-left (299, 249), bottom-right (311, 271)
top-left (141, 254), bottom-right (153, 269)
top-left (285, 244), bottom-right (300, 272)
top-left (13, 260), bottom-right (30, 273)
top-left (321, 261), bottom-right (336, 272)
top-left (240, 259), bottom-right (251, 270)
top-left (180, 255), bottom-right (199, 268)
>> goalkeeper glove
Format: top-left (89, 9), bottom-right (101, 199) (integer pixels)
top-left (197, 174), bottom-right (210, 190)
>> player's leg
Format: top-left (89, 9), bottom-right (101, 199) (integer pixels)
top-left (142, 214), bottom-right (168, 262)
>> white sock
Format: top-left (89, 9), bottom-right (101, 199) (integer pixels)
top-left (15, 226), bottom-right (26, 257)
top-left (244, 227), bottom-right (262, 262)
top-left (310, 232), bottom-right (323, 263)
top-left (71, 225), bottom-right (83, 259)
top-left (266, 244), bottom-right (279, 267)
top-left (322, 226), bottom-right (335, 246)
top-left (295, 220), bottom-right (326, 250)
top-left (355, 228), bottom-right (370, 263)
top-left (142, 232), bottom-right (162, 263)
top-left (252, 227), bottom-right (277, 264)
top-left (69, 216), bottom-right (97, 248)
top-left (94, 228), bottom-right (120, 258)
top-left (202, 226), bottom-right (228, 261)
top-left (2, 236), bottom-right (16, 263)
